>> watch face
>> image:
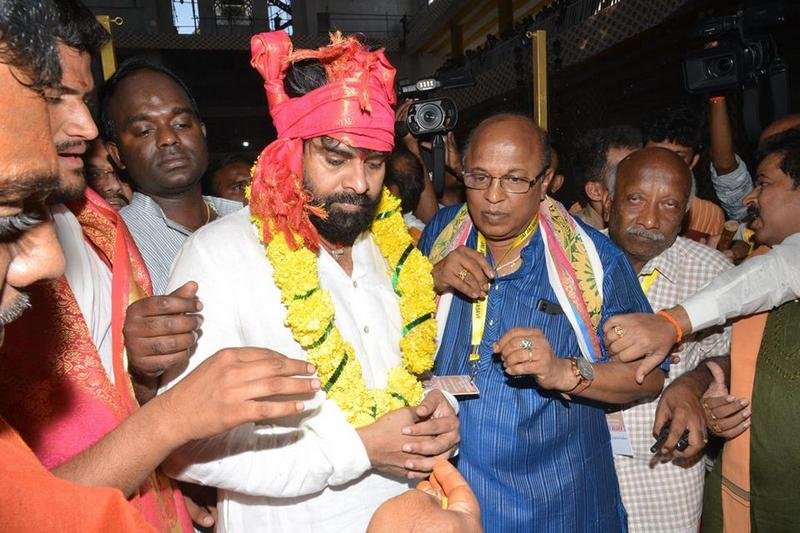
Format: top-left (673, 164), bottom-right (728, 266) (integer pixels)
top-left (576, 357), bottom-right (594, 380)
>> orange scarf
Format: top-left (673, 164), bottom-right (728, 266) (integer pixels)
top-left (0, 189), bottom-right (191, 532)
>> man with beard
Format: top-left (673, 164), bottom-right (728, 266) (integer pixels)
top-left (158, 31), bottom-right (459, 532)
top-left (605, 147), bottom-right (731, 532)
top-left (84, 138), bottom-right (133, 210)
top-left (0, 2), bottom-right (322, 530)
top-left (102, 59), bottom-right (242, 294)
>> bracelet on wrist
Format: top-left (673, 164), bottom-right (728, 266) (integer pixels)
top-left (657, 309), bottom-right (683, 344)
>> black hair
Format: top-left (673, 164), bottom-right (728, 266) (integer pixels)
top-left (464, 113), bottom-right (551, 170)
top-left (53, 0), bottom-right (109, 56)
top-left (573, 125), bottom-right (642, 187)
top-left (99, 58), bottom-right (201, 142)
top-left (385, 147), bottom-right (424, 214)
top-left (0, 0), bottom-right (61, 92)
top-left (284, 59), bottom-right (328, 97)
top-left (642, 106), bottom-right (703, 153)
top-left (203, 154), bottom-right (253, 196)
top-left (756, 127), bottom-right (800, 187)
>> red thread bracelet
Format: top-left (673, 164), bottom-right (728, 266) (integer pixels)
top-left (657, 310), bottom-right (683, 343)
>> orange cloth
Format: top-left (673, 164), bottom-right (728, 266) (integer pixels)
top-left (0, 190), bottom-right (191, 531)
top-left (0, 417), bottom-right (155, 531)
top-left (718, 245), bottom-right (770, 533)
top-left (683, 197), bottom-right (725, 241)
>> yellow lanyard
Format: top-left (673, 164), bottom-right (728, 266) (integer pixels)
top-left (469, 216), bottom-right (539, 377)
top-left (639, 269), bottom-right (661, 295)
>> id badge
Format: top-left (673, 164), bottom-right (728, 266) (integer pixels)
top-left (606, 411), bottom-right (634, 457)
top-left (423, 375), bottom-right (480, 397)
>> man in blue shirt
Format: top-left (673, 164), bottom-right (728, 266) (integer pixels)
top-left (419, 114), bottom-right (665, 531)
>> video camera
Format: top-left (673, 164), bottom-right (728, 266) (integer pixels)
top-left (682, 2), bottom-right (790, 140)
top-left (683, 5), bottom-right (785, 94)
top-left (395, 69), bottom-right (474, 195)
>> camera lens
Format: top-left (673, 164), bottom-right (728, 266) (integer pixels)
top-left (708, 56), bottom-right (735, 77)
top-left (416, 103), bottom-right (445, 130)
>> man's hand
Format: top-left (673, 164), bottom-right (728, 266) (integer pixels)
top-left (358, 407), bottom-right (433, 479)
top-left (157, 347), bottom-right (320, 445)
top-left (367, 460), bottom-right (482, 533)
top-left (400, 390), bottom-right (460, 478)
top-left (495, 328), bottom-right (574, 392)
top-left (603, 312), bottom-right (680, 383)
top-left (432, 246), bottom-right (494, 299)
top-left (395, 99), bottom-right (422, 157)
top-left (652, 376), bottom-right (708, 460)
top-left (124, 281), bottom-right (204, 401)
top-left (701, 361), bottom-right (751, 439)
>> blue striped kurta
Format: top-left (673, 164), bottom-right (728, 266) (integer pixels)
top-left (419, 205), bottom-right (653, 532)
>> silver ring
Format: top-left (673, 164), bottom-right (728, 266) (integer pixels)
top-left (520, 338), bottom-right (533, 350)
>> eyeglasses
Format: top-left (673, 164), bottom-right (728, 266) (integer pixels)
top-left (86, 168), bottom-right (120, 180)
top-left (460, 166), bottom-right (548, 194)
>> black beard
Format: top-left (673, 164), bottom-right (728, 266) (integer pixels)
top-left (48, 171), bottom-right (86, 205)
top-left (308, 191), bottom-right (378, 245)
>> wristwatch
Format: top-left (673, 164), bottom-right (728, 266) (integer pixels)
top-left (565, 357), bottom-right (594, 396)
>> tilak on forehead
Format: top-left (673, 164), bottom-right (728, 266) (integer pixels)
top-left (248, 30), bottom-right (397, 251)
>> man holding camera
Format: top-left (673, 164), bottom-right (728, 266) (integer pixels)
top-left (419, 113), bottom-right (664, 531)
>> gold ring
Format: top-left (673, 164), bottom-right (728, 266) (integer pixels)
top-left (613, 325), bottom-right (625, 338)
top-left (457, 269), bottom-right (469, 281)
top-left (712, 421), bottom-right (722, 434)
top-left (520, 338), bottom-right (533, 350)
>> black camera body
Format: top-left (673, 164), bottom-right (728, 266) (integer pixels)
top-left (682, 4), bottom-right (786, 94)
top-left (406, 97), bottom-right (458, 136)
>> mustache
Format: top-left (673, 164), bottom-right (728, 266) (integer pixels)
top-left (743, 204), bottom-right (760, 223)
top-left (0, 292), bottom-right (31, 325)
top-left (625, 226), bottom-right (666, 242)
top-left (55, 140), bottom-right (86, 153)
top-left (319, 192), bottom-right (377, 209)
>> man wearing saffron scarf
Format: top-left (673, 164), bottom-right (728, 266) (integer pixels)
top-left (0, 3), bottom-right (322, 531)
top-left (418, 114), bottom-right (665, 531)
top-left (159, 30), bottom-right (459, 532)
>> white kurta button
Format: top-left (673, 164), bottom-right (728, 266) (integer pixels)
top-left (353, 280), bottom-right (358, 288)
top-left (363, 325), bottom-right (369, 333)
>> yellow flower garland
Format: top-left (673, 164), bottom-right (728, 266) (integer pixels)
top-left (253, 188), bottom-right (437, 427)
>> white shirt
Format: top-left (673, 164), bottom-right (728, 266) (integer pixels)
top-left (682, 232), bottom-right (800, 331)
top-left (159, 208), bottom-right (410, 532)
top-left (709, 155), bottom-right (752, 222)
top-left (51, 205), bottom-right (114, 382)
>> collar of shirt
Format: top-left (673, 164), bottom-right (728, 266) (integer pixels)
top-left (128, 192), bottom-right (242, 236)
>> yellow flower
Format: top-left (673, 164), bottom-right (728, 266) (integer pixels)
top-left (252, 187), bottom-right (437, 427)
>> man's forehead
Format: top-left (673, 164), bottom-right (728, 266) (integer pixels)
top-left (315, 136), bottom-right (388, 158)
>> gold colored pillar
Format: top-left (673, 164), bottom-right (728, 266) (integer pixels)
top-left (95, 15), bottom-right (122, 80)
top-left (529, 29), bottom-right (547, 131)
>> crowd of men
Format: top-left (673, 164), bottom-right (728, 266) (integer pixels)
top-left (1, 0), bottom-right (798, 531)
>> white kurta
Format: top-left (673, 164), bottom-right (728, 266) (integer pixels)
top-left (51, 204), bottom-right (114, 382)
top-left (159, 208), bottom-right (410, 532)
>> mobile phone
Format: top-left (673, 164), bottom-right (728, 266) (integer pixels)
top-left (651, 423), bottom-right (690, 453)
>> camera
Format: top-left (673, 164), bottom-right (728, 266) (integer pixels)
top-left (406, 97), bottom-right (458, 136)
top-left (682, 4), bottom-right (786, 94)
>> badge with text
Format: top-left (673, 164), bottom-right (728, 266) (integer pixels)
top-left (423, 375), bottom-right (480, 397)
top-left (606, 411), bottom-right (634, 457)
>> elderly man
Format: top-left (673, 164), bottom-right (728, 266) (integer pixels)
top-left (418, 113), bottom-right (664, 531)
top-left (652, 130), bottom-right (800, 532)
top-left (605, 147), bottom-right (731, 532)
top-left (158, 31), bottom-right (459, 532)
top-left (84, 138), bottom-right (133, 210)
